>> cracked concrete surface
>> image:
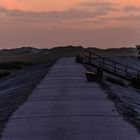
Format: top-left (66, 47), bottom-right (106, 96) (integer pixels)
top-left (1, 58), bottom-right (140, 140)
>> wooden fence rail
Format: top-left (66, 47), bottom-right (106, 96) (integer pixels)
top-left (82, 50), bottom-right (140, 80)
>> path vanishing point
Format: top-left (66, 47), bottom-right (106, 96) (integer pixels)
top-left (1, 58), bottom-right (140, 140)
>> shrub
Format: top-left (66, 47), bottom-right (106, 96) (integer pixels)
top-left (130, 78), bottom-right (140, 89)
top-left (0, 72), bottom-right (10, 78)
top-left (0, 61), bottom-right (33, 70)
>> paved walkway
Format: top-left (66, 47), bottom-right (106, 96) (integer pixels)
top-left (1, 58), bottom-right (140, 140)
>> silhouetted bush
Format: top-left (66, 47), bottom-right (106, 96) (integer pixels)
top-left (106, 77), bottom-right (126, 87)
top-left (0, 72), bottom-right (10, 78)
top-left (130, 78), bottom-right (140, 89)
top-left (0, 62), bottom-right (33, 70)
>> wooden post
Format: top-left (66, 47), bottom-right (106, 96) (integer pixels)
top-left (136, 45), bottom-right (140, 59)
top-left (114, 63), bottom-right (116, 73)
top-left (103, 58), bottom-right (105, 69)
top-left (99, 62), bottom-right (102, 68)
top-left (89, 52), bottom-right (91, 64)
top-left (138, 71), bottom-right (140, 79)
top-left (125, 66), bottom-right (128, 77)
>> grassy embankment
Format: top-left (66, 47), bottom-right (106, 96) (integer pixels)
top-left (0, 46), bottom-right (137, 78)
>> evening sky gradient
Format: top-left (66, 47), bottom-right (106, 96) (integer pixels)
top-left (0, 0), bottom-right (140, 48)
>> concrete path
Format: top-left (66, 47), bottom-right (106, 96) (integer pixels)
top-left (1, 58), bottom-right (140, 140)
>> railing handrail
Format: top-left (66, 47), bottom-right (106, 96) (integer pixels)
top-left (84, 50), bottom-right (140, 79)
top-left (85, 50), bottom-right (139, 71)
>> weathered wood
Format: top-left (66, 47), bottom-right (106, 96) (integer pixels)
top-left (83, 51), bottom-right (140, 80)
top-left (114, 63), bottom-right (116, 73)
top-left (86, 71), bottom-right (97, 82)
top-left (89, 52), bottom-right (91, 64)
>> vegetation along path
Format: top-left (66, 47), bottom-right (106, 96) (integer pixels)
top-left (1, 58), bottom-right (140, 140)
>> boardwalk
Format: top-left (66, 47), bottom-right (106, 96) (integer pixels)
top-left (1, 58), bottom-right (140, 140)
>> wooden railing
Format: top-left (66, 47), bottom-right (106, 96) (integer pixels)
top-left (82, 51), bottom-right (140, 80)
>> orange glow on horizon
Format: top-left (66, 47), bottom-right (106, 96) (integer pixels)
top-left (0, 0), bottom-right (139, 11)
top-left (0, 0), bottom-right (87, 11)
top-left (0, 0), bottom-right (139, 49)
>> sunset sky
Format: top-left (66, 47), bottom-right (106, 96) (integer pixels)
top-left (0, 0), bottom-right (140, 48)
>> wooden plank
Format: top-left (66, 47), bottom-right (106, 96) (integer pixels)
top-left (84, 51), bottom-right (140, 80)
